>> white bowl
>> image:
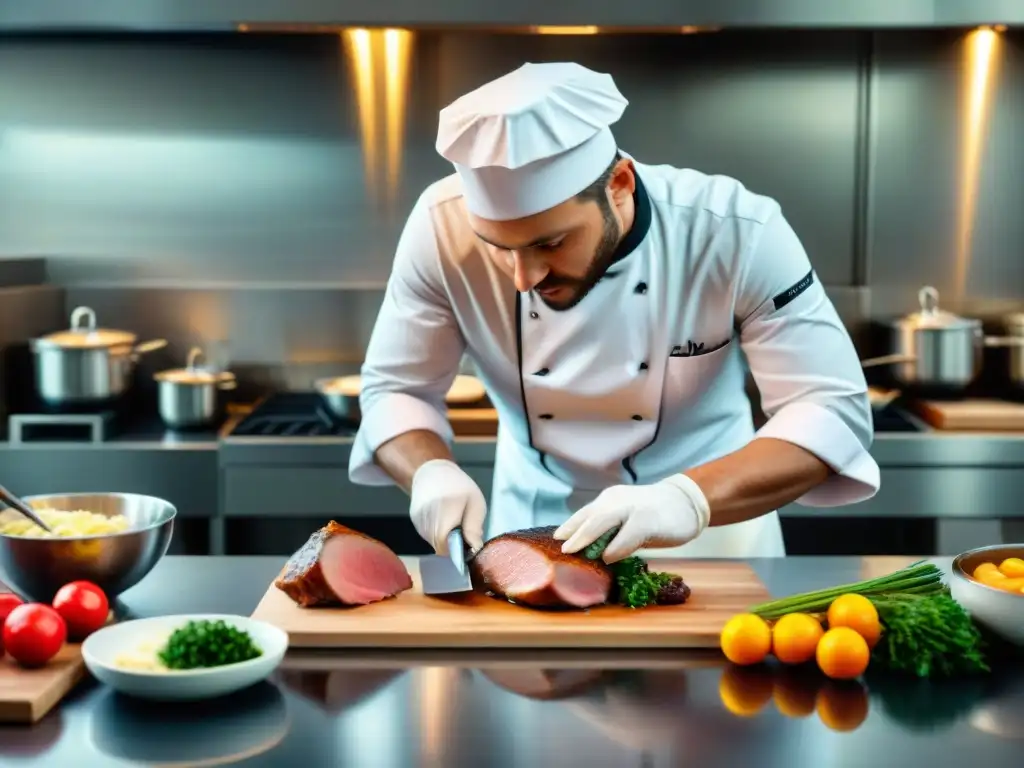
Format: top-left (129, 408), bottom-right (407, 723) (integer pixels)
top-left (82, 614), bottom-right (288, 701)
top-left (949, 544), bottom-right (1024, 646)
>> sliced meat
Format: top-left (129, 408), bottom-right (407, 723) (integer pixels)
top-left (470, 525), bottom-right (613, 609)
top-left (275, 521), bottom-right (413, 607)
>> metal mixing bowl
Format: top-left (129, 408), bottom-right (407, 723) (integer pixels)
top-left (950, 543), bottom-right (1024, 646)
top-left (0, 492), bottom-right (175, 602)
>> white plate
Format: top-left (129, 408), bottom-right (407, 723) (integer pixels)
top-left (82, 614), bottom-right (288, 701)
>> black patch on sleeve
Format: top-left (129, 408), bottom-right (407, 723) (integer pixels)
top-left (772, 269), bottom-right (815, 311)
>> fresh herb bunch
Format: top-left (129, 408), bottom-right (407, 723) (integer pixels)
top-left (870, 591), bottom-right (988, 678)
top-left (584, 529), bottom-right (690, 608)
top-left (746, 562), bottom-right (989, 679)
top-left (158, 619), bottom-right (263, 670)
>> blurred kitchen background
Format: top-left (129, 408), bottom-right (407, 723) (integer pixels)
top-left (1, 5), bottom-right (1023, 558)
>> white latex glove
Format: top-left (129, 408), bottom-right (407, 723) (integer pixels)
top-left (553, 475), bottom-right (711, 563)
top-left (409, 459), bottom-right (486, 555)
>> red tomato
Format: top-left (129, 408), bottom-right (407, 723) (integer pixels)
top-left (52, 581), bottom-right (109, 640)
top-left (0, 593), bottom-right (25, 658)
top-left (3, 604), bottom-right (66, 667)
top-left (0, 592), bottom-right (24, 622)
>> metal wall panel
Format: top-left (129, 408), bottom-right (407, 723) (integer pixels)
top-left (868, 30), bottom-right (1024, 319)
top-left (0, 31), bottom-right (870, 368)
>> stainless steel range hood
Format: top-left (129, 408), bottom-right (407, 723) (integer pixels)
top-left (0, 0), bottom-right (1021, 32)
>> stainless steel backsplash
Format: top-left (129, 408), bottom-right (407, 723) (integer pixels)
top-left (1, 30), bottom-right (1021, 381)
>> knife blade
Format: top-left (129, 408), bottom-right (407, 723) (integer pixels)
top-left (446, 528), bottom-right (468, 577)
top-left (419, 527), bottom-right (473, 595)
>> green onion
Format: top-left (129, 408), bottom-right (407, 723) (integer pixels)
top-left (747, 561), bottom-right (945, 620)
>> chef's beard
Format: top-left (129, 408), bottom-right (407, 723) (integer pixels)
top-left (536, 203), bottom-right (623, 311)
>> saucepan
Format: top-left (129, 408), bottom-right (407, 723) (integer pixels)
top-left (30, 306), bottom-right (168, 406)
top-left (154, 346), bottom-right (236, 430)
top-left (882, 286), bottom-right (1024, 391)
top-left (315, 374), bottom-right (487, 421)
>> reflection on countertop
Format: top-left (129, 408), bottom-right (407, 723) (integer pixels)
top-left (4, 652), bottom-right (1020, 767)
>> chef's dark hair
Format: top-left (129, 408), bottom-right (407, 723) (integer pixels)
top-left (575, 151), bottom-right (623, 219)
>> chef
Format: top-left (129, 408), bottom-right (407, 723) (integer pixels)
top-left (348, 62), bottom-right (879, 562)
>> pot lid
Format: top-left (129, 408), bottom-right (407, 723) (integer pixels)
top-left (896, 286), bottom-right (978, 330)
top-left (154, 346), bottom-right (235, 385)
top-left (36, 306), bottom-right (137, 349)
top-left (155, 369), bottom-right (229, 384)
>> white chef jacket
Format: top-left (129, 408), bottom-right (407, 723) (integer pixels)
top-left (349, 159), bottom-right (880, 558)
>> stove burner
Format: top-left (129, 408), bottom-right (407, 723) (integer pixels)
top-left (230, 393), bottom-right (358, 438)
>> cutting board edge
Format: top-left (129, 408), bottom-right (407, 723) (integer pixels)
top-left (0, 654), bottom-right (88, 724)
top-left (279, 633), bottom-right (725, 650)
top-left (278, 652), bottom-right (726, 670)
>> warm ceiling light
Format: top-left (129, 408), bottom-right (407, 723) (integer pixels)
top-left (341, 28), bottom-right (414, 205)
top-left (531, 25), bottom-right (600, 35)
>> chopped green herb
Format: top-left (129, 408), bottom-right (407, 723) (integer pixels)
top-left (158, 619), bottom-right (263, 670)
top-left (583, 527), bottom-right (690, 608)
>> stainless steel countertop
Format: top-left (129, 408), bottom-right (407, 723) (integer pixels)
top-left (5, 409), bottom-right (1024, 523)
top-left (4, 404), bottom-right (1024, 468)
top-left (0, 555), bottom-right (1019, 767)
top-left (217, 428), bottom-right (1024, 467)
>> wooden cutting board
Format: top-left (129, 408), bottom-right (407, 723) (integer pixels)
top-left (0, 643), bottom-right (87, 724)
top-left (911, 399), bottom-right (1024, 431)
top-left (251, 557), bottom-right (769, 650)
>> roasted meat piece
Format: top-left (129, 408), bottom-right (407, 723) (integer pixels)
top-left (275, 521), bottom-right (413, 607)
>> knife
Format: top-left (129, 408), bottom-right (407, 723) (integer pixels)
top-left (419, 527), bottom-right (474, 595)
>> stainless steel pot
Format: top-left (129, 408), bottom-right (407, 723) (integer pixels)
top-left (1006, 312), bottom-right (1024, 388)
top-left (30, 306), bottom-right (168, 406)
top-left (154, 346), bottom-right (236, 429)
top-left (885, 286), bottom-right (1024, 390)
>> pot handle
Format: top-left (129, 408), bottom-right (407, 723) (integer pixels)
top-left (133, 339), bottom-right (168, 355)
top-left (860, 353), bottom-right (916, 368)
top-left (70, 306), bottom-right (98, 332)
top-left (217, 371), bottom-right (237, 391)
top-left (983, 336), bottom-right (1024, 348)
top-left (918, 286), bottom-right (940, 313)
top-left (185, 346), bottom-right (205, 370)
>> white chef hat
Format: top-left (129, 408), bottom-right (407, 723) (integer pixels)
top-left (436, 62), bottom-right (628, 221)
